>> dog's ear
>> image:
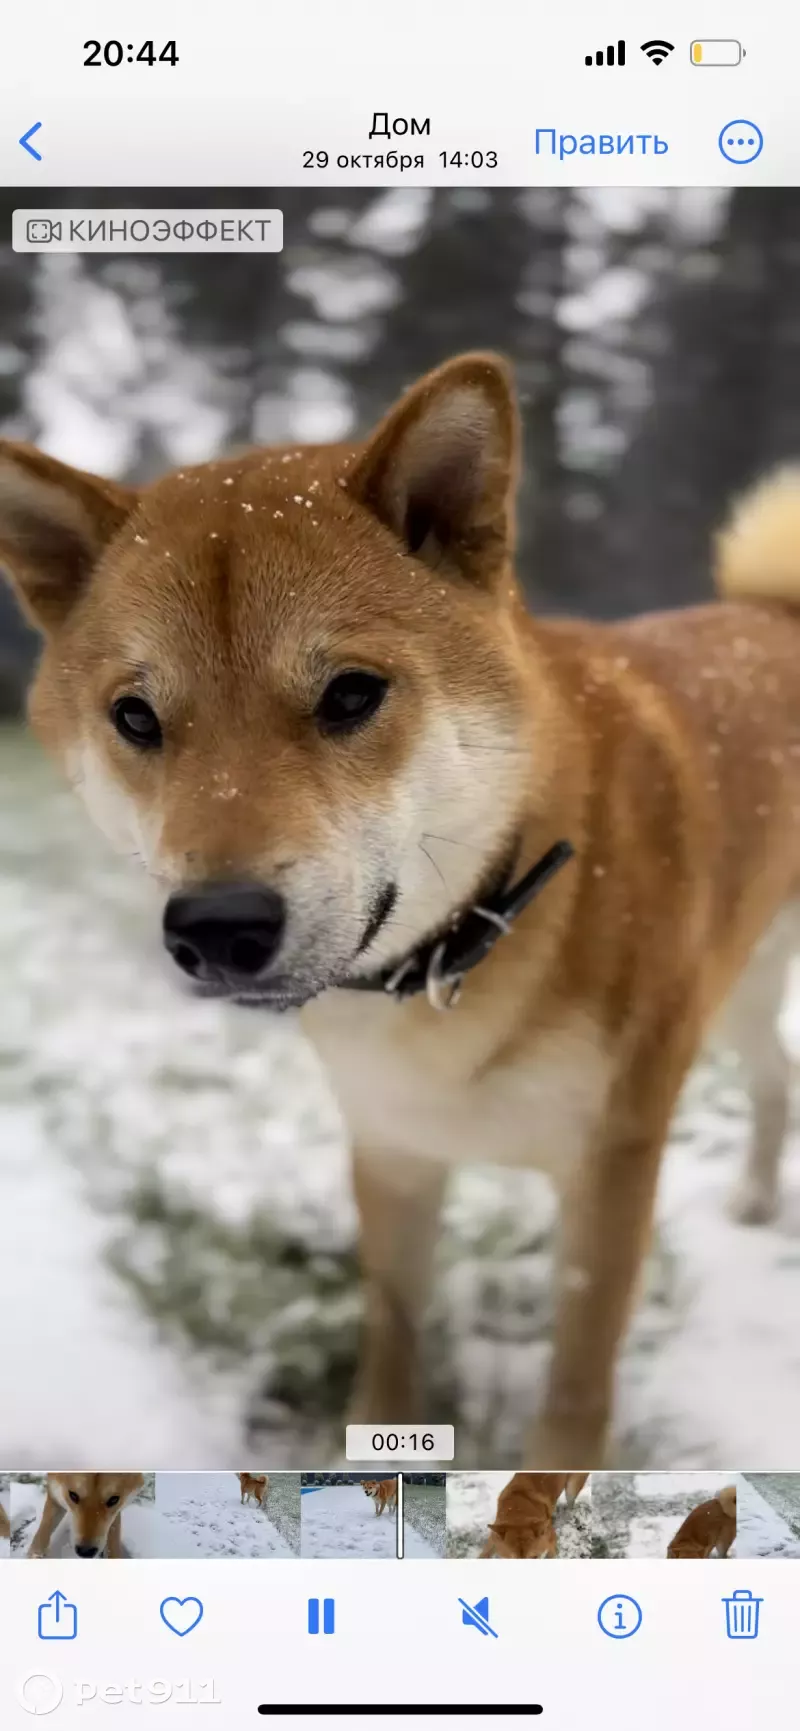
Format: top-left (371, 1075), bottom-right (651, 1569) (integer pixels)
top-left (347, 352), bottom-right (519, 589)
top-left (0, 442), bottom-right (136, 632)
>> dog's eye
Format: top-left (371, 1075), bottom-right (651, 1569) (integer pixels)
top-left (69, 1491), bottom-right (80, 1505)
top-left (105, 1495), bottom-right (120, 1507)
top-left (110, 695), bottom-right (163, 750)
top-left (316, 671), bottom-right (388, 735)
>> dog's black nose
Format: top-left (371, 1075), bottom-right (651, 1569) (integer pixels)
top-left (75, 1544), bottom-right (99, 1558)
top-left (163, 883), bottom-right (286, 984)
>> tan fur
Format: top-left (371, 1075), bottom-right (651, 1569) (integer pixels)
top-left (26, 1472), bottom-right (145, 1558)
top-left (0, 1502), bottom-right (9, 1542)
top-left (361, 1477), bottom-right (398, 1516)
top-left (716, 467), bottom-right (800, 606)
top-left (667, 1484), bottom-right (737, 1558)
top-left (3, 360), bottom-right (800, 1467)
top-left (481, 1472), bottom-right (589, 1558)
top-left (237, 1471), bottom-right (269, 1507)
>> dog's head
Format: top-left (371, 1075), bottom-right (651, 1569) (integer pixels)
top-left (47, 1472), bottom-right (144, 1557)
top-left (0, 355), bottom-right (547, 1010)
top-left (486, 1518), bottom-right (557, 1559)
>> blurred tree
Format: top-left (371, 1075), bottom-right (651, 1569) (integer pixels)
top-left (4, 188), bottom-right (800, 710)
top-left (349, 188), bottom-right (572, 612)
top-left (0, 188), bottom-right (39, 710)
top-left (602, 188), bottom-right (800, 615)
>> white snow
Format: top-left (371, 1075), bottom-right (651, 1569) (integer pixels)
top-left (631, 1474), bottom-right (732, 1499)
top-left (155, 1473), bottom-right (292, 1558)
top-left (300, 1485), bottom-right (397, 1559)
top-left (446, 1472), bottom-right (516, 1544)
top-left (618, 1012), bottom-right (800, 1467)
top-left (0, 1102), bottom-right (244, 1467)
top-left (26, 255), bottom-right (234, 472)
top-left (737, 1480), bottom-right (800, 1559)
top-left (403, 1519), bottom-right (437, 1559)
top-left (627, 1512), bottom-right (686, 1556)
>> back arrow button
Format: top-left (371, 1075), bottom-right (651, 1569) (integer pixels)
top-left (20, 123), bottom-right (43, 161)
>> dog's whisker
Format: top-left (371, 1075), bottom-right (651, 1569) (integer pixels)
top-left (417, 838), bottom-right (449, 891)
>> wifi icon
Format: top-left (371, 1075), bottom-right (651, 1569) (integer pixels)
top-left (641, 39), bottom-right (674, 64)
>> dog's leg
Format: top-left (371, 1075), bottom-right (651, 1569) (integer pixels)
top-left (715, 915), bottom-right (794, 1225)
top-left (348, 1147), bottom-right (447, 1421)
top-left (530, 1027), bottom-right (694, 1467)
top-left (564, 1472), bottom-right (589, 1507)
top-left (106, 1514), bottom-right (124, 1559)
top-left (730, 998), bottom-right (791, 1227)
top-left (27, 1494), bottom-right (66, 1559)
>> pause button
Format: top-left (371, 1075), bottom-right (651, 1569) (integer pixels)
top-left (308, 1597), bottom-right (335, 1635)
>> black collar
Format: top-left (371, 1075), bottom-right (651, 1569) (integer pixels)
top-left (342, 839), bottom-right (574, 1011)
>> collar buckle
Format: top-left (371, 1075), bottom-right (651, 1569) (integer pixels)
top-left (345, 838), bottom-right (575, 1008)
top-left (425, 942), bottom-right (463, 1012)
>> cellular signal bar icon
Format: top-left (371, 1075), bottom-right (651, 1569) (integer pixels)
top-left (585, 40), bottom-right (626, 67)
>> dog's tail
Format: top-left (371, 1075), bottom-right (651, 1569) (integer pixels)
top-left (717, 468), bottom-right (800, 609)
top-left (717, 1484), bottom-right (737, 1519)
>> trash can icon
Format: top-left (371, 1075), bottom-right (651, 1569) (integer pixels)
top-left (723, 1589), bottom-right (763, 1639)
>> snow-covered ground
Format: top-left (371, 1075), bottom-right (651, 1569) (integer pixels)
top-left (446, 1473), bottom-right (594, 1559)
top-left (594, 1472), bottom-right (741, 1559)
top-left (403, 1480), bottom-right (447, 1559)
top-left (154, 1472), bottom-right (297, 1557)
top-left (737, 1476), bottom-right (800, 1558)
top-left (2, 728), bottom-right (800, 1468)
top-left (300, 1484), bottom-right (398, 1559)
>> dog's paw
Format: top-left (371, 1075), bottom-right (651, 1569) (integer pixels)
top-left (728, 1180), bottom-right (778, 1226)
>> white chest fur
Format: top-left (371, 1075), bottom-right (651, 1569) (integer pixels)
top-left (303, 992), bottom-right (611, 1185)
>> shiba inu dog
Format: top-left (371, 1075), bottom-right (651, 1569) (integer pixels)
top-left (362, 1478), bottom-right (398, 1516)
top-left (481, 1471), bottom-right (590, 1557)
top-left (3, 354), bottom-right (800, 1465)
top-left (26, 1472), bottom-right (145, 1558)
top-left (238, 1471), bottom-right (269, 1507)
top-left (0, 1502), bottom-right (9, 1542)
top-left (667, 1485), bottom-right (737, 1558)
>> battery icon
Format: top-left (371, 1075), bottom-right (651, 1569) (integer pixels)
top-left (690, 39), bottom-right (743, 65)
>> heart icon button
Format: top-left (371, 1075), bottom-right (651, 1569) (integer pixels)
top-left (160, 1596), bottom-right (204, 1637)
